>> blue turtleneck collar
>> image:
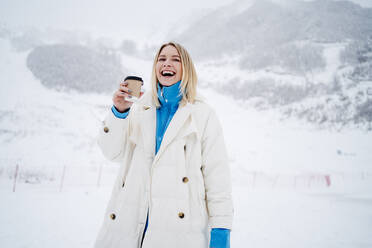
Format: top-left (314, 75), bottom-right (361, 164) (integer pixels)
top-left (157, 80), bottom-right (183, 106)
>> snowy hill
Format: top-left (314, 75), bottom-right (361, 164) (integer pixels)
top-left (167, 0), bottom-right (372, 129)
top-left (1, 0), bottom-right (371, 129)
top-left (175, 0), bottom-right (372, 60)
top-left (1, 33), bottom-right (372, 248)
top-left (0, 38), bottom-right (112, 168)
top-left (0, 33), bottom-right (371, 174)
top-left (26, 44), bottom-right (125, 93)
top-left (1, 1), bottom-right (372, 248)
top-left (1, 15), bottom-right (372, 248)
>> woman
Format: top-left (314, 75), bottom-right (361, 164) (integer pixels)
top-left (94, 42), bottom-right (233, 248)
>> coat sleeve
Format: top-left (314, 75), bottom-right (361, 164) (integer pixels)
top-left (97, 106), bottom-right (133, 163)
top-left (201, 109), bottom-right (234, 230)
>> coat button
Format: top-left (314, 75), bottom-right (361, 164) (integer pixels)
top-left (110, 213), bottom-right (116, 220)
top-left (182, 177), bottom-right (189, 183)
top-left (178, 212), bottom-right (185, 219)
top-left (103, 127), bottom-right (109, 133)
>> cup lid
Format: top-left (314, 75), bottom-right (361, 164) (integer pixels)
top-left (125, 76), bottom-right (144, 85)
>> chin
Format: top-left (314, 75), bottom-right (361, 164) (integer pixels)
top-left (159, 80), bottom-right (179, 87)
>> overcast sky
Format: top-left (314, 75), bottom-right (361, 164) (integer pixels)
top-left (0, 0), bottom-right (235, 41)
top-left (1, 0), bottom-right (371, 43)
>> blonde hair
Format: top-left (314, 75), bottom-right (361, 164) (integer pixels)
top-left (151, 42), bottom-right (198, 107)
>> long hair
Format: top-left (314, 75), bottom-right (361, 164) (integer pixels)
top-left (151, 42), bottom-right (198, 107)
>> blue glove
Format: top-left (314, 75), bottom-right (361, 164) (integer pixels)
top-left (210, 228), bottom-right (230, 248)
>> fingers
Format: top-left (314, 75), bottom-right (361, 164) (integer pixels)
top-left (119, 81), bottom-right (133, 95)
top-left (119, 85), bottom-right (132, 94)
top-left (113, 90), bottom-right (124, 98)
top-left (120, 81), bottom-right (128, 87)
top-left (113, 80), bottom-right (143, 103)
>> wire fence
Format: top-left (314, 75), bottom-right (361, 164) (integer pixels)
top-left (0, 164), bottom-right (118, 192)
top-left (233, 170), bottom-right (372, 191)
top-left (0, 164), bottom-right (371, 192)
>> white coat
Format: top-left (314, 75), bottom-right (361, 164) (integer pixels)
top-left (94, 92), bottom-right (233, 248)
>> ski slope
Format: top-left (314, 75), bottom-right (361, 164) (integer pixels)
top-left (1, 37), bottom-right (372, 248)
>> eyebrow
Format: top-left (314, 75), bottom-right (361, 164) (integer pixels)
top-left (159, 54), bottom-right (181, 58)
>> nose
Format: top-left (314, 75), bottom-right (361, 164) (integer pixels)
top-left (163, 59), bottom-right (172, 67)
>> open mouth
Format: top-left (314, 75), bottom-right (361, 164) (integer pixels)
top-left (161, 70), bottom-right (175, 77)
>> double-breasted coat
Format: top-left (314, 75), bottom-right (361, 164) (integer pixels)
top-left (94, 92), bottom-right (233, 248)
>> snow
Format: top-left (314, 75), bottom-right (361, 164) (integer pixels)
top-left (1, 36), bottom-right (372, 248)
top-left (0, 187), bottom-right (110, 248)
top-left (233, 190), bottom-right (372, 248)
top-left (313, 43), bottom-right (347, 85)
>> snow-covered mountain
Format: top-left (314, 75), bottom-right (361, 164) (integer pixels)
top-left (27, 44), bottom-right (124, 93)
top-left (167, 0), bottom-right (372, 129)
top-left (0, 32), bottom-right (371, 173)
top-left (175, 0), bottom-right (372, 60)
top-left (1, 2), bottom-right (372, 247)
top-left (0, 0), bottom-right (372, 174)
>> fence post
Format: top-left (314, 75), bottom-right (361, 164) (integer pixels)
top-left (308, 175), bottom-right (314, 188)
top-left (272, 174), bottom-right (279, 189)
top-left (59, 165), bottom-right (66, 192)
top-left (252, 172), bottom-right (257, 189)
top-left (13, 164), bottom-right (19, 192)
top-left (97, 164), bottom-right (103, 188)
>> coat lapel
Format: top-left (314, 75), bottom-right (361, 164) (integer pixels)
top-left (137, 93), bottom-right (198, 164)
top-left (139, 97), bottom-right (156, 157)
top-left (153, 103), bottom-right (193, 164)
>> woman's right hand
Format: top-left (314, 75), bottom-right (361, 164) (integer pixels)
top-left (112, 81), bottom-right (133, 112)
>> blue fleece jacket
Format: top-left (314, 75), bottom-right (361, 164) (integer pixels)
top-left (111, 81), bottom-right (230, 248)
top-left (155, 81), bottom-right (183, 153)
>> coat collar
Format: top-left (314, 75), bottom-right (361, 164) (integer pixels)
top-left (154, 103), bottom-right (193, 163)
top-left (157, 81), bottom-right (183, 106)
top-left (136, 92), bottom-right (197, 164)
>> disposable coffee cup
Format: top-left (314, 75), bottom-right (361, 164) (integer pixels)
top-left (124, 76), bottom-right (143, 102)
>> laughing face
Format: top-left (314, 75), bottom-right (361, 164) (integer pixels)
top-left (156, 45), bottom-right (183, 87)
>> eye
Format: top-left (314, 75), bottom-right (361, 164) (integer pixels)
top-left (158, 58), bottom-right (165, 62)
top-left (173, 58), bottom-right (180, 62)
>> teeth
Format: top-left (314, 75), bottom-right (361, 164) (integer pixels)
top-left (162, 70), bottom-right (175, 76)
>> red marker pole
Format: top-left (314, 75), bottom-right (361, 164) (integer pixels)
top-left (13, 164), bottom-right (19, 192)
top-left (325, 175), bottom-right (331, 187)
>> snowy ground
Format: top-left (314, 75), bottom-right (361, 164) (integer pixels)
top-left (1, 37), bottom-right (372, 247)
top-left (1, 176), bottom-right (372, 248)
